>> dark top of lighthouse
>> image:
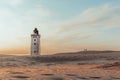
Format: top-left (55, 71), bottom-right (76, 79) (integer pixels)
top-left (33, 28), bottom-right (39, 35)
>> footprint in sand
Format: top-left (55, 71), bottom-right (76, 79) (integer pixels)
top-left (9, 71), bottom-right (30, 79)
top-left (41, 73), bottom-right (54, 76)
top-left (12, 75), bottom-right (30, 79)
top-left (89, 76), bottom-right (101, 79)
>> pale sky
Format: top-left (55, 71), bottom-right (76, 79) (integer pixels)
top-left (0, 0), bottom-right (120, 55)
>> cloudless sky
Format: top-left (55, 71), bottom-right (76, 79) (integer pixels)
top-left (0, 0), bottom-right (120, 55)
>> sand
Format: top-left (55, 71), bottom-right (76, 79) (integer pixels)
top-left (0, 64), bottom-right (120, 80)
top-left (0, 51), bottom-right (120, 80)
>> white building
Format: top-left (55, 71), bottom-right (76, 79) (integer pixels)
top-left (31, 28), bottom-right (40, 56)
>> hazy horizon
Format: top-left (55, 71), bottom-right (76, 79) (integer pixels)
top-left (0, 0), bottom-right (120, 55)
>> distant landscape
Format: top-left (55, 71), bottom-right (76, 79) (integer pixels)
top-left (0, 50), bottom-right (119, 66)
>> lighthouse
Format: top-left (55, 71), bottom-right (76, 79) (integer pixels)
top-left (31, 28), bottom-right (40, 56)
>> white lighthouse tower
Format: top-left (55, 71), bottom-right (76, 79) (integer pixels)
top-left (31, 28), bottom-right (40, 56)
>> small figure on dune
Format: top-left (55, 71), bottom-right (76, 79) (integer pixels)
top-left (34, 28), bottom-right (39, 35)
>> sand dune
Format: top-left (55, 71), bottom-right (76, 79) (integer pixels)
top-left (0, 51), bottom-right (120, 80)
top-left (0, 51), bottom-right (120, 66)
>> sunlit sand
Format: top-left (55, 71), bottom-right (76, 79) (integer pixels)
top-left (0, 51), bottom-right (119, 80)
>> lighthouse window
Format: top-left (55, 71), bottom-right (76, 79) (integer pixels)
top-left (34, 39), bottom-right (36, 41)
top-left (34, 51), bottom-right (36, 53)
top-left (34, 43), bottom-right (36, 45)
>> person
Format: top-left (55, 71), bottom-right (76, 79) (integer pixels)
top-left (34, 28), bottom-right (39, 34)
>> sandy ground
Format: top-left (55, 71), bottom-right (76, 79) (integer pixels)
top-left (0, 64), bottom-right (120, 80)
top-left (0, 51), bottom-right (120, 80)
